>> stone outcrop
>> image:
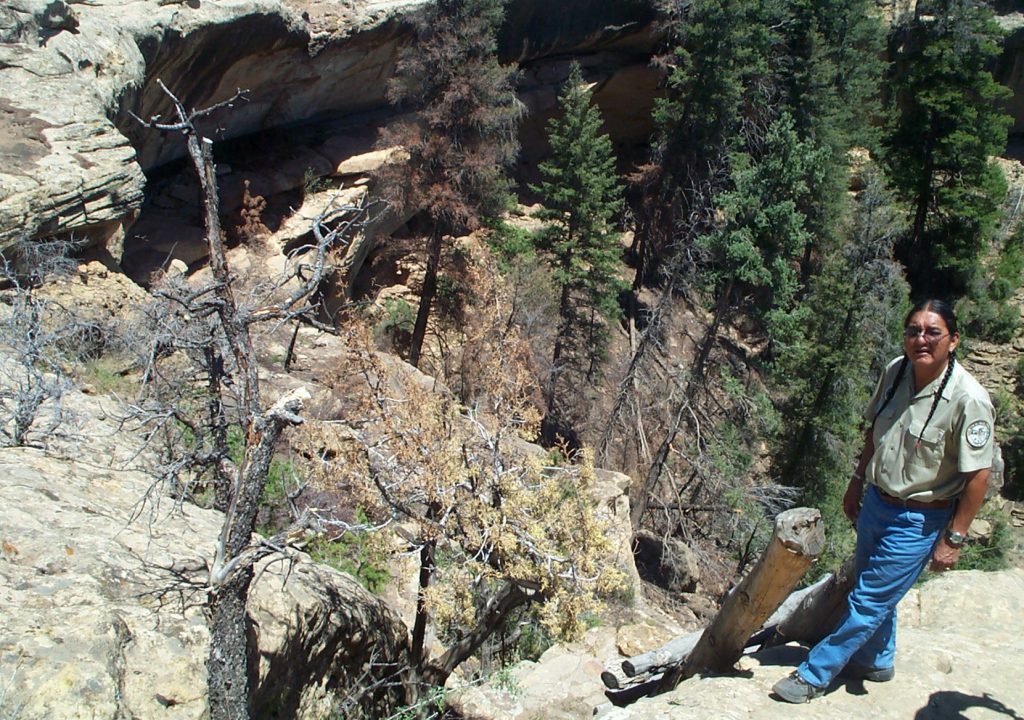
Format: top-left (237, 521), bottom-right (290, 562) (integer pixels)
top-left (0, 0), bottom-right (426, 253)
top-left (0, 387), bottom-right (412, 719)
top-left (8, 0), bottom-right (1024, 272)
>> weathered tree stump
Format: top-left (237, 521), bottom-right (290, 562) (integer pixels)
top-left (657, 507), bottom-right (824, 692)
top-left (758, 553), bottom-right (855, 649)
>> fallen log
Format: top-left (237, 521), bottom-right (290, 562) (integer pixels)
top-left (620, 629), bottom-right (702, 678)
top-left (604, 551), bottom-right (856, 694)
top-left (603, 674), bottom-right (664, 706)
top-left (657, 507), bottom-right (824, 692)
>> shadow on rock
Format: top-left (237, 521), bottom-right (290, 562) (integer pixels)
top-left (250, 565), bottom-right (413, 718)
top-left (914, 691), bottom-right (1024, 719)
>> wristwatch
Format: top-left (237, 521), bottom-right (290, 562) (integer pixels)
top-left (945, 529), bottom-right (967, 548)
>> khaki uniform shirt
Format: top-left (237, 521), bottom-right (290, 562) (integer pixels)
top-left (865, 357), bottom-right (994, 502)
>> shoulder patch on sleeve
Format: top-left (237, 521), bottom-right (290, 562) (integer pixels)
top-left (966, 420), bottom-right (992, 449)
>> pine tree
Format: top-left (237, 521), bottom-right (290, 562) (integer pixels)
top-left (378, 0), bottom-right (522, 368)
top-left (632, 0), bottom-right (777, 285)
top-left (780, 0), bottom-right (887, 153)
top-left (777, 0), bottom-right (888, 276)
top-left (884, 0), bottom-right (1011, 298)
top-left (532, 63), bottom-right (625, 443)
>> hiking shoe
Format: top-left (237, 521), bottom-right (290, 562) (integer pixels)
top-left (841, 662), bottom-right (895, 683)
top-left (772, 671), bottom-right (826, 703)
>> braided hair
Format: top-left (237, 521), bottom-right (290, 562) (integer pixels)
top-left (872, 356), bottom-right (908, 422)
top-left (873, 299), bottom-right (958, 445)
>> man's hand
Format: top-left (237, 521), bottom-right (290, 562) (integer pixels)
top-left (843, 477), bottom-right (863, 525)
top-left (930, 538), bottom-right (961, 572)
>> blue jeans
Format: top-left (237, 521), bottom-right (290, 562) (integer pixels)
top-left (796, 485), bottom-right (953, 688)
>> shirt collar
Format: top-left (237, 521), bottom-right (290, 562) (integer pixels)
top-left (913, 360), bottom-right (956, 401)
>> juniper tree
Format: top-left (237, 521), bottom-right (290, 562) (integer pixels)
top-left (531, 63), bottom-right (625, 444)
top-left (0, 238), bottom-right (89, 447)
top-left (377, 0), bottom-right (522, 369)
top-left (295, 324), bottom-right (624, 689)
top-left (131, 83), bottom-right (381, 720)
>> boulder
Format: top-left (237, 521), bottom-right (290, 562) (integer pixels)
top-left (0, 386), bottom-right (411, 719)
top-left (633, 529), bottom-right (701, 594)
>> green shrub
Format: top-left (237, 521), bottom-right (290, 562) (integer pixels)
top-left (386, 686), bottom-right (448, 720)
top-left (491, 667), bottom-right (523, 698)
top-left (302, 167), bottom-right (330, 196)
top-left (958, 295), bottom-right (1020, 344)
top-left (486, 219), bottom-right (535, 271)
top-left (956, 505), bottom-right (1013, 572)
top-left (999, 410), bottom-right (1024, 500)
top-left (307, 519), bottom-right (391, 593)
top-left (373, 298), bottom-right (416, 351)
top-left (77, 355), bottom-right (138, 397)
top-left (225, 424), bottom-right (300, 529)
top-left (993, 229), bottom-right (1024, 300)
top-left (435, 272), bottom-right (467, 322)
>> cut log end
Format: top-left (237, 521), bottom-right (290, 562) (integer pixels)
top-left (775, 507), bottom-right (825, 557)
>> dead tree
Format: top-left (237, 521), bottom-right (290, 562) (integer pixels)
top-left (0, 238), bottom-right (92, 447)
top-left (660, 507), bottom-right (824, 689)
top-left (131, 81), bottom-right (382, 720)
top-left (755, 553), bottom-right (855, 649)
top-left (603, 527), bottom-right (854, 705)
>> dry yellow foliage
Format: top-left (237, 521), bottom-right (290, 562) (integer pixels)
top-left (295, 324), bottom-right (625, 669)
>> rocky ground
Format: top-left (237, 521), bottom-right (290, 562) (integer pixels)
top-left (454, 569), bottom-right (1024, 720)
top-left (0, 349), bottom-right (412, 718)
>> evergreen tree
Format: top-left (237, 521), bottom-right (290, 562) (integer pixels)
top-left (532, 63), bottom-right (625, 443)
top-left (884, 0), bottom-right (1011, 298)
top-left (780, 0), bottom-right (887, 153)
top-left (697, 113), bottom-right (828, 342)
top-left (774, 166), bottom-right (908, 564)
top-left (378, 0), bottom-right (522, 368)
top-left (777, 0), bottom-right (888, 277)
top-left (632, 0), bottom-right (778, 285)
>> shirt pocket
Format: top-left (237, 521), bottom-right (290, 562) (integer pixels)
top-left (903, 424), bottom-right (945, 471)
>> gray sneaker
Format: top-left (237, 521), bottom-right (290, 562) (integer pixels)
top-left (772, 672), bottom-right (826, 703)
top-left (841, 663), bottom-right (895, 683)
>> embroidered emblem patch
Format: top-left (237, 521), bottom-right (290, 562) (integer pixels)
top-left (966, 420), bottom-right (992, 449)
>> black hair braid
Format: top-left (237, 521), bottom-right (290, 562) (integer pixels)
top-left (873, 356), bottom-right (909, 423)
top-left (917, 352), bottom-right (956, 446)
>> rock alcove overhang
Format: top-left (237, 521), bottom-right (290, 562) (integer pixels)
top-left (110, 0), bottom-right (665, 282)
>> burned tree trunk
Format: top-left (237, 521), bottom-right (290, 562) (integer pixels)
top-left (133, 81), bottom-right (380, 720)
